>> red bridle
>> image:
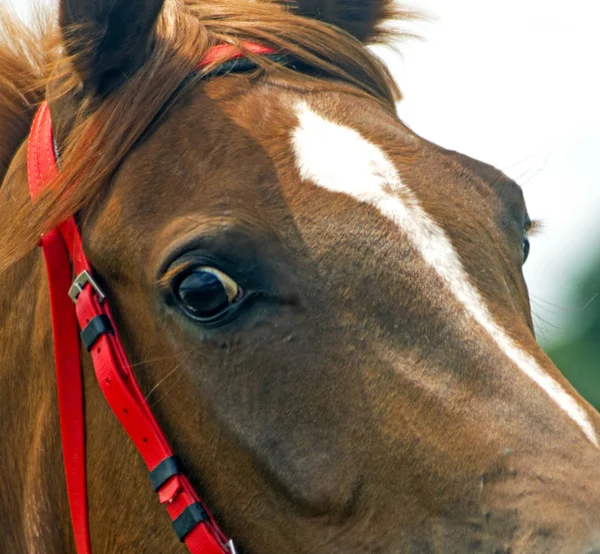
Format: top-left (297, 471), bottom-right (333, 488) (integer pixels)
top-left (27, 42), bottom-right (275, 554)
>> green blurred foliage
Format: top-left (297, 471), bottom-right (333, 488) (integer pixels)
top-left (546, 256), bottom-right (600, 410)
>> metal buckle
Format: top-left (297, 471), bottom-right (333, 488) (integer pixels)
top-left (226, 540), bottom-right (238, 554)
top-left (68, 270), bottom-right (106, 304)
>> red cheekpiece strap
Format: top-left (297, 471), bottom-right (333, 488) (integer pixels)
top-left (25, 40), bottom-right (274, 554)
top-left (28, 103), bottom-right (93, 554)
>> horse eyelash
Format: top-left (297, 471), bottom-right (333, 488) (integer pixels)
top-left (527, 219), bottom-right (543, 236)
top-left (157, 261), bottom-right (194, 293)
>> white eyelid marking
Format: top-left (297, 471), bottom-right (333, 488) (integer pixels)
top-left (290, 101), bottom-right (598, 447)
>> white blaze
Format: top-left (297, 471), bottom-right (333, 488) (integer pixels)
top-left (291, 101), bottom-right (598, 447)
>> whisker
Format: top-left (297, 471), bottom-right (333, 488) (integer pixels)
top-left (128, 353), bottom-right (181, 369)
top-left (149, 368), bottom-right (188, 408)
top-left (501, 154), bottom-right (537, 172)
top-left (145, 361), bottom-right (184, 401)
top-left (530, 293), bottom-right (599, 314)
top-left (531, 311), bottom-right (564, 332)
top-left (504, 150), bottom-right (553, 186)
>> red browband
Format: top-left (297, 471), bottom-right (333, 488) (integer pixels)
top-left (27, 43), bottom-right (275, 554)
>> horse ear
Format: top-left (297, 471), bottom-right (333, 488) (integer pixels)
top-left (281, 0), bottom-right (398, 43)
top-left (59, 0), bottom-right (165, 96)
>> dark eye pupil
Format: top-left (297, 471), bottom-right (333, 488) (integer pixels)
top-left (177, 271), bottom-right (232, 318)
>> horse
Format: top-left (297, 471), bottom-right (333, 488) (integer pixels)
top-left (1, 0), bottom-right (599, 552)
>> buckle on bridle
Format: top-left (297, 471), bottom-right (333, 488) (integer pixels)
top-left (68, 270), bottom-right (106, 304)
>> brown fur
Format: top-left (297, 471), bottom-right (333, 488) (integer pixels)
top-left (2, 1), bottom-right (600, 553)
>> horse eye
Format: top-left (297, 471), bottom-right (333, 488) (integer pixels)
top-left (175, 267), bottom-right (242, 320)
top-left (523, 238), bottom-right (531, 264)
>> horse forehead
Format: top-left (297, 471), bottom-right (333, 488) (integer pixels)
top-left (290, 100), bottom-right (404, 197)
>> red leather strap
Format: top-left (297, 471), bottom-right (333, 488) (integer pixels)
top-left (26, 42), bottom-right (275, 554)
top-left (28, 103), bottom-right (93, 554)
top-left (200, 42), bottom-right (275, 66)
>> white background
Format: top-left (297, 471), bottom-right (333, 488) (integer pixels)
top-left (373, 0), bottom-right (600, 348)
top-left (3, 0), bottom-right (600, 348)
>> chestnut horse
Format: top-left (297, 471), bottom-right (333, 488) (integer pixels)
top-left (1, 0), bottom-right (599, 552)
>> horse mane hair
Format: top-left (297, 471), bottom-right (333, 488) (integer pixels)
top-left (0, 11), bottom-right (44, 185)
top-left (0, 0), bottom-right (413, 270)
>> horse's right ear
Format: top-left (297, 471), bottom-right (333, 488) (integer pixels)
top-left (59, 0), bottom-right (165, 96)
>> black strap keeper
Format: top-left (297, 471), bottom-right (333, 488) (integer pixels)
top-left (149, 456), bottom-right (183, 492)
top-left (81, 315), bottom-right (113, 351)
top-left (172, 502), bottom-right (209, 541)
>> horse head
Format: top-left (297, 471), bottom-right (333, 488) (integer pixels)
top-left (1, 0), bottom-right (599, 552)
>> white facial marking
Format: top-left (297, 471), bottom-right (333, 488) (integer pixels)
top-left (291, 102), bottom-right (598, 447)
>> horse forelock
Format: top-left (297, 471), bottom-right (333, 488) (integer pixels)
top-left (0, 0), bottom-right (407, 272)
top-left (0, 8), bottom-right (45, 185)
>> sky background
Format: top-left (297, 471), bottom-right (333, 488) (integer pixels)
top-left (3, 0), bottom-right (599, 349)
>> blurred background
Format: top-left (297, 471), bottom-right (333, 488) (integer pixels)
top-left (3, 0), bottom-right (599, 407)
